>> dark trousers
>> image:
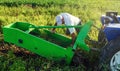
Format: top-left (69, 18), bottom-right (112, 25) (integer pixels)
top-left (66, 22), bottom-right (81, 35)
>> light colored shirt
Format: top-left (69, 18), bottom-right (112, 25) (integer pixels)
top-left (56, 13), bottom-right (81, 34)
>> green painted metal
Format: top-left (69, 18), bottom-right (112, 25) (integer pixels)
top-left (44, 30), bottom-right (72, 47)
top-left (73, 21), bottom-right (93, 51)
top-left (3, 22), bottom-right (74, 64)
top-left (29, 25), bottom-right (82, 29)
top-left (2, 21), bottom-right (93, 64)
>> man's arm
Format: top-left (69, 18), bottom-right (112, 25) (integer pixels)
top-left (71, 32), bottom-right (76, 45)
top-left (67, 28), bottom-right (76, 45)
top-left (51, 22), bottom-right (57, 32)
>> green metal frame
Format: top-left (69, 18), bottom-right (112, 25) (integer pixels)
top-left (2, 21), bottom-right (93, 64)
top-left (73, 21), bottom-right (93, 51)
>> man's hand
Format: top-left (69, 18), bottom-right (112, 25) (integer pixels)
top-left (51, 22), bottom-right (57, 33)
top-left (51, 29), bottom-right (55, 33)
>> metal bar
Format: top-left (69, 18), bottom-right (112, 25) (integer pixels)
top-left (73, 21), bottom-right (93, 51)
top-left (29, 25), bottom-right (83, 29)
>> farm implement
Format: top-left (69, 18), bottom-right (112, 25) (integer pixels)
top-left (3, 21), bottom-right (93, 65)
top-left (2, 12), bottom-right (120, 71)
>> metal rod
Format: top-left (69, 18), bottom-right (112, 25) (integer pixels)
top-left (29, 25), bottom-right (83, 29)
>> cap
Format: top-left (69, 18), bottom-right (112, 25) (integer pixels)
top-left (56, 15), bottom-right (63, 25)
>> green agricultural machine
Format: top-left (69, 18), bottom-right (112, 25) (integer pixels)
top-left (2, 21), bottom-right (93, 65)
top-left (2, 12), bottom-right (120, 71)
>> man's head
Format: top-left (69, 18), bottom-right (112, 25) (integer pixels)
top-left (55, 15), bottom-right (64, 25)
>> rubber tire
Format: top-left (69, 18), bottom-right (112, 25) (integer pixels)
top-left (98, 29), bottom-right (108, 48)
top-left (99, 37), bottom-right (120, 71)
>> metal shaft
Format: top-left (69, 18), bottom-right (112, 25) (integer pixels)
top-left (29, 25), bottom-right (83, 29)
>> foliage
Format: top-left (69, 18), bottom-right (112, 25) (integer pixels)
top-left (0, 50), bottom-right (86, 71)
top-left (0, 0), bottom-right (119, 40)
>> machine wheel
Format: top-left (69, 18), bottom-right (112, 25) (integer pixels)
top-left (98, 29), bottom-right (108, 48)
top-left (99, 37), bottom-right (120, 71)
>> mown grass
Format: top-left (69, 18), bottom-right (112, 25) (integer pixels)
top-left (0, 0), bottom-right (120, 71)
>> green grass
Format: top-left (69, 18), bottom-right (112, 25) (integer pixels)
top-left (0, 0), bottom-right (119, 40)
top-left (0, 0), bottom-right (120, 71)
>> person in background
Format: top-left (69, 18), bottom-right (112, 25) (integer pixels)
top-left (101, 16), bottom-right (113, 29)
top-left (51, 13), bottom-right (81, 45)
top-left (102, 12), bottom-right (120, 29)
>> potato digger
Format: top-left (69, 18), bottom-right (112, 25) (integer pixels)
top-left (2, 12), bottom-right (120, 71)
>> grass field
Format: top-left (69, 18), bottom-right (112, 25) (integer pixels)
top-left (0, 0), bottom-right (120, 71)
